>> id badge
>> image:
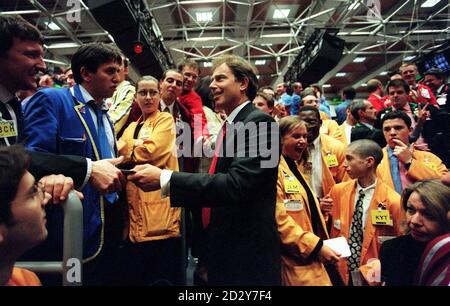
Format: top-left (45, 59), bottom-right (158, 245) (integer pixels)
top-left (284, 199), bottom-right (304, 212)
top-left (284, 177), bottom-right (301, 193)
top-left (371, 210), bottom-right (392, 226)
top-left (0, 120), bottom-right (17, 138)
top-left (324, 153), bottom-right (338, 168)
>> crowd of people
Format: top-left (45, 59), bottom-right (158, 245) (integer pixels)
top-left (0, 15), bottom-right (449, 287)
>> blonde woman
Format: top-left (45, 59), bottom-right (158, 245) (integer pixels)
top-left (276, 116), bottom-right (340, 286)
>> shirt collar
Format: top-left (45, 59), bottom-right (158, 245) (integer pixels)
top-left (77, 84), bottom-right (109, 111)
top-left (160, 99), bottom-right (175, 112)
top-left (357, 179), bottom-right (377, 193)
top-left (226, 101), bottom-right (250, 124)
top-left (0, 83), bottom-right (14, 105)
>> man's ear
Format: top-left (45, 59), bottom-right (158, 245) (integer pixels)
top-left (239, 77), bottom-right (249, 92)
top-left (79, 67), bottom-right (92, 84)
top-left (366, 156), bottom-right (376, 168)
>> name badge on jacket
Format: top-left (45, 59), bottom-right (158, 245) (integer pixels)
top-left (0, 120), bottom-right (17, 138)
top-left (371, 210), bottom-right (392, 226)
top-left (284, 176), bottom-right (301, 193)
top-left (324, 153), bottom-right (338, 168)
top-left (284, 199), bottom-right (304, 212)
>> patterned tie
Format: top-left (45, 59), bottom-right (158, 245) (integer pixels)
top-left (387, 147), bottom-right (403, 194)
top-left (92, 104), bottom-right (117, 204)
top-left (348, 189), bottom-right (365, 272)
top-left (202, 122), bottom-right (227, 229)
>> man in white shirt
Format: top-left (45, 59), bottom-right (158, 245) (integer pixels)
top-left (128, 54), bottom-right (281, 285)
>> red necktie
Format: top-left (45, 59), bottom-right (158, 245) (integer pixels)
top-left (202, 123), bottom-right (227, 229)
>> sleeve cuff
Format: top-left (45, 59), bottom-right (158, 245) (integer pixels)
top-left (160, 169), bottom-right (173, 198)
top-left (80, 158), bottom-right (92, 190)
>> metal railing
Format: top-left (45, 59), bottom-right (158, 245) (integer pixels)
top-left (16, 191), bottom-right (83, 286)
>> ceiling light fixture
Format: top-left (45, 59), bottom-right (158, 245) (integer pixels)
top-left (336, 72), bottom-right (347, 77)
top-left (196, 11), bottom-right (213, 23)
top-left (353, 57), bottom-right (366, 63)
top-left (273, 9), bottom-right (290, 19)
top-left (421, 0), bottom-right (442, 8)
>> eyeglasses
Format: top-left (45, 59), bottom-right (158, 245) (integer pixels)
top-left (137, 90), bottom-right (160, 98)
top-left (30, 182), bottom-right (45, 201)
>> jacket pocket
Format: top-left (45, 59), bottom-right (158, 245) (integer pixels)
top-left (140, 198), bottom-right (180, 238)
top-left (58, 136), bottom-right (86, 156)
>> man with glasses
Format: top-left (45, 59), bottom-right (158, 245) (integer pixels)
top-left (0, 145), bottom-right (51, 286)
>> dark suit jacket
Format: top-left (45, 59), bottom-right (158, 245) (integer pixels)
top-left (350, 122), bottom-right (387, 148)
top-left (170, 103), bottom-right (281, 285)
top-left (379, 235), bottom-right (425, 286)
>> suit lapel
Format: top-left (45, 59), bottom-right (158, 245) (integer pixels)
top-left (342, 181), bottom-right (357, 239)
top-left (70, 87), bottom-right (101, 160)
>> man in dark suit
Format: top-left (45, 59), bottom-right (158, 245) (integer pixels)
top-left (0, 15), bottom-right (124, 202)
top-left (350, 99), bottom-right (386, 148)
top-left (129, 55), bottom-right (281, 285)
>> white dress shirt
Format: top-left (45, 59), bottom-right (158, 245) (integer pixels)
top-left (307, 136), bottom-right (323, 198)
top-left (355, 180), bottom-right (377, 229)
top-left (160, 101), bottom-right (251, 197)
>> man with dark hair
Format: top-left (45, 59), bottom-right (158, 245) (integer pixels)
top-left (335, 86), bottom-right (356, 125)
top-left (377, 79), bottom-right (448, 163)
top-left (23, 42), bottom-right (126, 284)
top-left (128, 54), bottom-right (281, 285)
top-left (0, 145), bottom-right (51, 286)
top-left (298, 106), bottom-right (347, 216)
top-left (253, 91), bottom-right (274, 115)
top-left (107, 56), bottom-right (136, 138)
top-left (424, 68), bottom-right (449, 111)
top-left (367, 78), bottom-right (386, 112)
top-left (329, 139), bottom-right (402, 285)
top-left (0, 16), bottom-right (122, 202)
top-left (300, 91), bottom-right (345, 143)
top-left (350, 99), bottom-right (386, 148)
top-left (377, 111), bottom-right (447, 195)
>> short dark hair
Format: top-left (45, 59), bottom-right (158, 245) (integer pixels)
top-left (178, 58), bottom-right (200, 74)
top-left (350, 99), bottom-right (367, 121)
top-left (424, 68), bottom-right (445, 80)
top-left (0, 145), bottom-right (30, 226)
top-left (0, 15), bottom-right (44, 57)
top-left (381, 110), bottom-right (412, 129)
top-left (347, 139), bottom-right (383, 166)
top-left (212, 55), bottom-right (258, 101)
top-left (71, 42), bottom-right (122, 84)
top-left (298, 105), bottom-right (320, 120)
top-left (342, 86), bottom-right (356, 100)
top-left (386, 79), bottom-right (410, 94)
top-left (255, 91), bottom-right (275, 108)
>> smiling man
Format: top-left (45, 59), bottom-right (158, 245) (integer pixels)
top-left (22, 42), bottom-right (126, 285)
top-left (129, 55), bottom-right (281, 285)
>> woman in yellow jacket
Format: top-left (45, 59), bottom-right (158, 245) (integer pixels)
top-left (118, 76), bottom-right (181, 285)
top-left (276, 116), bottom-right (341, 286)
